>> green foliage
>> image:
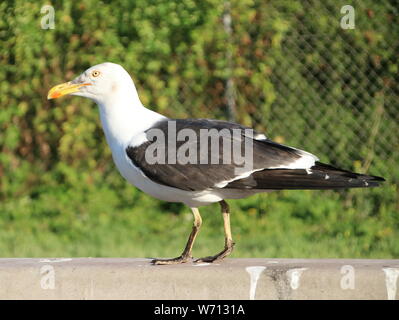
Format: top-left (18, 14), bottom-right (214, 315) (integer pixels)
top-left (0, 0), bottom-right (397, 258)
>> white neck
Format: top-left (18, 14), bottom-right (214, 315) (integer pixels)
top-left (97, 87), bottom-right (166, 150)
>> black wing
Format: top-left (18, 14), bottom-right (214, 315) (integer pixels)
top-left (126, 118), bottom-right (313, 191)
top-left (225, 161), bottom-right (385, 190)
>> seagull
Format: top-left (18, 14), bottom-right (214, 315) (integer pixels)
top-left (48, 62), bottom-right (385, 265)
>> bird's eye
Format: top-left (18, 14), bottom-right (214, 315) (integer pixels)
top-left (91, 70), bottom-right (101, 77)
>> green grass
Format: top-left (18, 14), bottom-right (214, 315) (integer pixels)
top-left (0, 177), bottom-right (397, 259)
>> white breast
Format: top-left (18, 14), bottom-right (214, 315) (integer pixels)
top-left (110, 142), bottom-right (223, 207)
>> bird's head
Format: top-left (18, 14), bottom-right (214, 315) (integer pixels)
top-left (47, 62), bottom-right (136, 104)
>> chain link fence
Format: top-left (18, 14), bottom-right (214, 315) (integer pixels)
top-left (265, 1), bottom-right (397, 181)
top-left (0, 0), bottom-right (397, 198)
top-left (176, 0), bottom-right (398, 182)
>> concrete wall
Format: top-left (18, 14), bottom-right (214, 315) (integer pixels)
top-left (0, 258), bottom-right (398, 299)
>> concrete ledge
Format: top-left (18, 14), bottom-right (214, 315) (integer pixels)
top-left (0, 258), bottom-right (398, 299)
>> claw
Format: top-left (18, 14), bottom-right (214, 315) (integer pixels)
top-left (194, 242), bottom-right (235, 264)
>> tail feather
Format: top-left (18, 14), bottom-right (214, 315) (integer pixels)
top-left (226, 161), bottom-right (385, 190)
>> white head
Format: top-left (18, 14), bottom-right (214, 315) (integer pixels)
top-left (47, 62), bottom-right (141, 106)
top-left (48, 62), bottom-right (165, 146)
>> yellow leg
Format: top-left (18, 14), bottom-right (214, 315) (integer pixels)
top-left (195, 200), bottom-right (235, 263)
top-left (152, 207), bottom-right (202, 265)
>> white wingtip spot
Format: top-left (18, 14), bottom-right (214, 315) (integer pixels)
top-left (306, 168), bottom-right (313, 174)
top-left (214, 168), bottom-right (264, 188)
top-left (254, 133), bottom-right (267, 140)
top-left (268, 148), bottom-right (318, 170)
top-left (325, 174), bottom-right (330, 180)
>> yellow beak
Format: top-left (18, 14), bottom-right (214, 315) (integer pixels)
top-left (47, 82), bottom-right (91, 100)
